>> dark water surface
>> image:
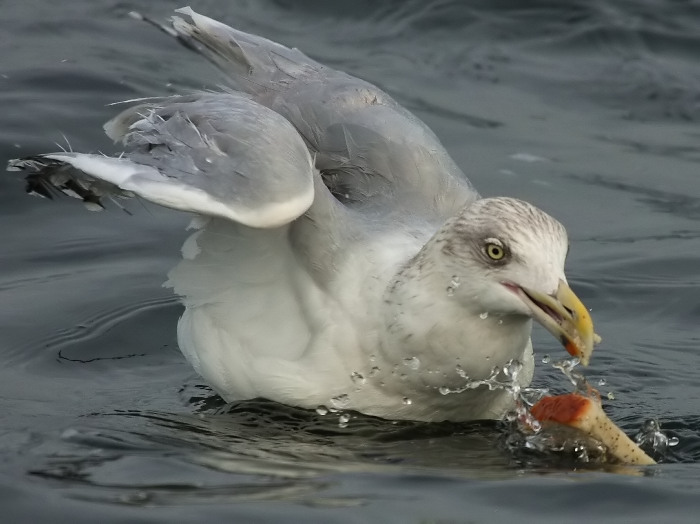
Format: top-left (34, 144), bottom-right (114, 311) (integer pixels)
top-left (2, 1), bottom-right (700, 522)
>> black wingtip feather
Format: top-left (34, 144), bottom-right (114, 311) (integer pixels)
top-left (10, 155), bottom-right (109, 211)
top-left (25, 173), bottom-right (56, 200)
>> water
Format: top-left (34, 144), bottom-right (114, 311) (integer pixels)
top-left (2, 0), bottom-right (700, 521)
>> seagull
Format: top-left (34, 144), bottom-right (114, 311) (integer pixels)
top-left (8, 7), bottom-right (598, 422)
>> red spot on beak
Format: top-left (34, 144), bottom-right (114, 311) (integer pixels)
top-left (564, 341), bottom-right (579, 358)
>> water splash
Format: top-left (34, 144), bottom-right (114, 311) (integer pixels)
top-left (516, 426), bottom-right (608, 462)
top-left (436, 357), bottom-right (632, 463)
top-left (441, 359), bottom-right (532, 395)
top-left (551, 357), bottom-right (589, 393)
top-left (531, 358), bottom-right (676, 463)
top-left (519, 387), bottom-right (548, 407)
top-left (338, 413), bottom-right (351, 428)
top-left (440, 359), bottom-right (550, 435)
top-left (435, 346), bottom-right (678, 465)
top-left (634, 419), bottom-right (679, 456)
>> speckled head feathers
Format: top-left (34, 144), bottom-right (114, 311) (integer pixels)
top-left (440, 197), bottom-right (567, 266)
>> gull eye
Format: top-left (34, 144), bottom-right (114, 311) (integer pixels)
top-left (485, 242), bottom-right (505, 261)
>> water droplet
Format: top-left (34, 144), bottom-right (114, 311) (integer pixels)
top-left (446, 276), bottom-right (461, 297)
top-left (552, 357), bottom-right (585, 390)
top-left (439, 386), bottom-right (451, 395)
top-left (402, 397), bottom-right (412, 405)
top-left (369, 354), bottom-right (377, 362)
top-left (350, 371), bottom-right (366, 385)
top-left (503, 359), bottom-right (523, 379)
top-left (597, 378), bottom-right (607, 386)
top-left (634, 418), bottom-right (677, 453)
top-left (541, 354), bottom-right (550, 364)
top-left (497, 319), bottom-right (503, 325)
top-left (330, 394), bottom-right (350, 409)
top-left (315, 405), bottom-right (328, 416)
top-left (606, 391), bottom-right (615, 400)
top-left (338, 413), bottom-right (351, 428)
top-left (520, 387), bottom-right (548, 406)
top-left (574, 444), bottom-right (590, 462)
top-left (399, 373), bottom-right (408, 381)
top-left (642, 419), bottom-right (659, 432)
top-left (369, 366), bottom-right (380, 377)
top-left (479, 312), bottom-right (489, 320)
top-left (403, 356), bottom-right (420, 370)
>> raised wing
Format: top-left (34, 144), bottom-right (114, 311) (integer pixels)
top-left (9, 93), bottom-right (315, 228)
top-left (168, 7), bottom-right (477, 215)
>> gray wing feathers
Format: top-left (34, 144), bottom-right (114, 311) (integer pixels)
top-left (171, 8), bottom-right (477, 216)
top-left (171, 7), bottom-right (322, 95)
top-left (12, 93), bottom-right (315, 228)
top-left (10, 7), bottom-right (475, 229)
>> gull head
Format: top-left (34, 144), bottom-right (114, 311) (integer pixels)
top-left (434, 197), bottom-right (597, 365)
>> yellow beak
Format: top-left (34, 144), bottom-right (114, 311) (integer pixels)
top-left (516, 279), bottom-right (600, 366)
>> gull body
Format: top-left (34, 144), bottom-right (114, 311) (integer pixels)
top-left (8, 8), bottom-right (595, 422)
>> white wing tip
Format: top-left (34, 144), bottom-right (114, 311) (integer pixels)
top-left (233, 187), bottom-right (315, 229)
top-left (174, 6), bottom-right (194, 16)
